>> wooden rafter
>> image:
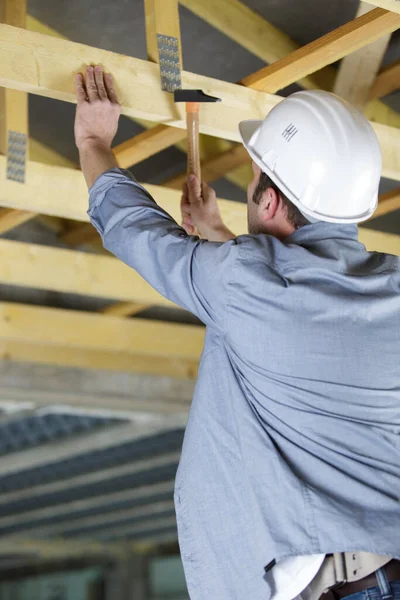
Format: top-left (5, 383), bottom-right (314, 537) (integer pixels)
top-left (0, 302), bottom-right (203, 378)
top-left (2, 158), bottom-right (400, 245)
top-left (333, 2), bottom-right (391, 111)
top-left (241, 8), bottom-right (400, 93)
top-left (0, 24), bottom-right (281, 141)
top-left (0, 207), bottom-right (34, 234)
top-left (0, 238), bottom-right (175, 308)
top-left (370, 58), bottom-right (400, 99)
top-left (0, 0), bottom-right (36, 233)
top-left (0, 158), bottom-right (249, 232)
top-left (109, 1), bottom-right (186, 173)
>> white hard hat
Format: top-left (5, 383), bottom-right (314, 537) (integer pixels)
top-left (239, 90), bottom-right (382, 224)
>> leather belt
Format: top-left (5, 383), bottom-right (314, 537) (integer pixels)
top-left (332, 560), bottom-right (400, 599)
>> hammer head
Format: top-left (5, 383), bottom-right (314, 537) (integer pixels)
top-left (174, 89), bottom-right (221, 103)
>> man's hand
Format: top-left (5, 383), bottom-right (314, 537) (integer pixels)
top-left (74, 65), bottom-right (121, 151)
top-left (181, 175), bottom-right (235, 242)
top-left (74, 65), bottom-right (120, 189)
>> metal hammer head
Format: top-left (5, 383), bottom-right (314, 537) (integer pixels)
top-left (174, 89), bottom-right (221, 103)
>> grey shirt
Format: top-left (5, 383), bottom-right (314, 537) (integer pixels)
top-left (89, 168), bottom-right (400, 600)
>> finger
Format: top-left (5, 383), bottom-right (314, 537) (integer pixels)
top-left (85, 66), bottom-right (99, 102)
top-left (201, 180), bottom-right (215, 201)
top-left (104, 73), bottom-right (120, 104)
top-left (75, 73), bottom-right (88, 104)
top-left (181, 191), bottom-right (191, 212)
top-left (187, 174), bottom-right (202, 205)
top-left (94, 66), bottom-right (108, 100)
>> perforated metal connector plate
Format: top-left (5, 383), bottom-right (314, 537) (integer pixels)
top-left (7, 130), bottom-right (27, 183)
top-left (157, 34), bottom-right (182, 92)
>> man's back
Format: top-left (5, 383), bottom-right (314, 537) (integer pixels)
top-left (177, 221), bottom-right (400, 599)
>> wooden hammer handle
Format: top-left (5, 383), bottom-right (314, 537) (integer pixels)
top-left (186, 102), bottom-right (201, 181)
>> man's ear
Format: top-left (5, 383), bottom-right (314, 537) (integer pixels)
top-left (260, 187), bottom-right (279, 222)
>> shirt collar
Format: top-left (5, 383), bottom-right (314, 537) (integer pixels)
top-left (283, 221), bottom-right (359, 246)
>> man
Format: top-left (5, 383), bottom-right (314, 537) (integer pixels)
top-left (74, 66), bottom-right (400, 600)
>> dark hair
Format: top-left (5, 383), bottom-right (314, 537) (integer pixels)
top-left (252, 171), bottom-right (310, 230)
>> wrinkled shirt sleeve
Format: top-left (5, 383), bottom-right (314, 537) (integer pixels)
top-left (88, 168), bottom-right (237, 328)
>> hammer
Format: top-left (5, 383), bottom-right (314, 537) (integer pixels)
top-left (174, 89), bottom-right (221, 181)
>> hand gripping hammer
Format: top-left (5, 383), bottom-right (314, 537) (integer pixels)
top-left (174, 89), bottom-right (221, 181)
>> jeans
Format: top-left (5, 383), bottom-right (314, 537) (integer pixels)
top-left (341, 568), bottom-right (400, 600)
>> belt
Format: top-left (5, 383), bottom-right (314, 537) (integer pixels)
top-left (332, 560), bottom-right (400, 599)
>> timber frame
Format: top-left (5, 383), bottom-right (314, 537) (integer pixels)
top-left (1, 0), bottom-right (400, 380)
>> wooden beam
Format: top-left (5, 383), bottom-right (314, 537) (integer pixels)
top-left (0, 158), bottom-right (398, 250)
top-left (0, 158), bottom-right (249, 231)
top-left (0, 207), bottom-right (34, 233)
top-left (145, 0), bottom-right (182, 66)
top-left (0, 302), bottom-right (203, 360)
top-left (370, 58), bottom-right (400, 99)
top-left (0, 302), bottom-right (202, 378)
top-left (0, 0), bottom-right (28, 152)
top-left (0, 238), bottom-right (176, 306)
top-left (0, 23), bottom-right (282, 141)
top-left (111, 1), bottom-right (185, 173)
top-left (164, 144), bottom-right (249, 189)
top-left (114, 124), bottom-right (186, 169)
top-left (0, 0), bottom-right (34, 232)
top-left (241, 8), bottom-right (400, 93)
top-left (374, 187), bottom-right (400, 217)
top-left (333, 2), bottom-right (391, 110)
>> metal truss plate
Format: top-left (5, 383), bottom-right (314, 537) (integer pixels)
top-left (157, 34), bottom-right (182, 93)
top-left (7, 131), bottom-right (27, 184)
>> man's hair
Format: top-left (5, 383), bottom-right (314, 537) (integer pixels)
top-left (252, 171), bottom-right (310, 230)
